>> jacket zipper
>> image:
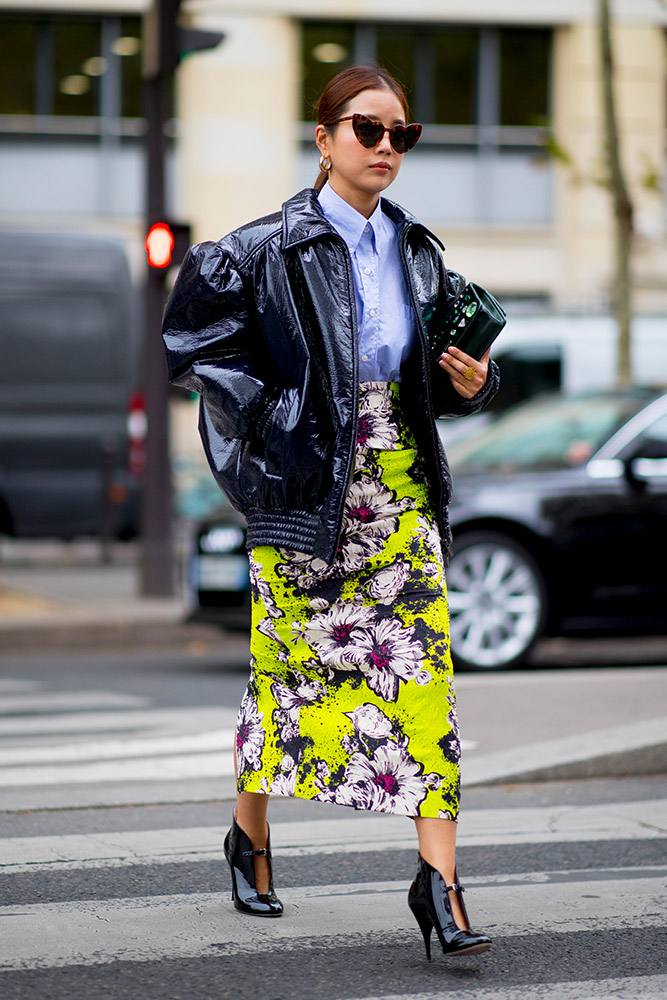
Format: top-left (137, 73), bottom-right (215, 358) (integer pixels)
top-left (331, 235), bottom-right (360, 562)
top-left (400, 227), bottom-right (447, 544)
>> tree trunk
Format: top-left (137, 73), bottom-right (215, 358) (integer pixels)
top-left (598, 0), bottom-right (634, 388)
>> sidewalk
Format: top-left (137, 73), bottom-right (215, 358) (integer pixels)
top-left (0, 539), bottom-right (233, 656)
top-left (0, 539), bottom-right (665, 788)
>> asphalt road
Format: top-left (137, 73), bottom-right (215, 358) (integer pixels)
top-left (0, 650), bottom-right (665, 999)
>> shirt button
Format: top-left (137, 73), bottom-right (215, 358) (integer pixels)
top-left (364, 267), bottom-right (371, 275)
top-left (364, 225), bottom-right (370, 233)
top-left (369, 309), bottom-right (376, 317)
top-left (361, 354), bottom-right (368, 362)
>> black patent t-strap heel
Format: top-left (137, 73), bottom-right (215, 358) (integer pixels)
top-left (223, 813), bottom-right (284, 917)
top-left (407, 855), bottom-right (491, 958)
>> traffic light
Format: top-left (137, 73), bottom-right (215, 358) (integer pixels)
top-left (145, 221), bottom-right (191, 268)
top-left (140, 0), bottom-right (220, 599)
top-left (143, 0), bottom-right (224, 79)
top-left (145, 223), bottom-right (174, 268)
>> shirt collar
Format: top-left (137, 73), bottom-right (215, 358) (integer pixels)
top-left (318, 183), bottom-right (384, 251)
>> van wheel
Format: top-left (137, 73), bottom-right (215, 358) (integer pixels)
top-left (447, 531), bottom-right (547, 671)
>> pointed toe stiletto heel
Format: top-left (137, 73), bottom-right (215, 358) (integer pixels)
top-left (408, 856), bottom-right (491, 959)
top-left (224, 814), bottom-right (284, 917)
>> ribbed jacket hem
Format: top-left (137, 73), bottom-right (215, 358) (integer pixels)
top-left (245, 510), bottom-right (327, 559)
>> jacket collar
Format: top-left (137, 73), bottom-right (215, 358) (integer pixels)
top-left (281, 187), bottom-right (445, 252)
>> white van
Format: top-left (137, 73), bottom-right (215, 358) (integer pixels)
top-left (494, 313), bottom-right (667, 394)
top-left (439, 311), bottom-right (667, 446)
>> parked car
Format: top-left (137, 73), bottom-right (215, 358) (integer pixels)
top-left (183, 387), bottom-right (667, 669)
top-left (182, 502), bottom-right (250, 629)
top-left (0, 231), bottom-right (142, 540)
top-left (446, 387), bottom-right (667, 668)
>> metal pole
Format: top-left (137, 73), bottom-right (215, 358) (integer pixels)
top-left (139, 60), bottom-right (174, 596)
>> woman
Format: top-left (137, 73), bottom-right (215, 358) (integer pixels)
top-left (163, 65), bottom-right (499, 960)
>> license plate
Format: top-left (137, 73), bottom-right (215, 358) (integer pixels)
top-left (195, 555), bottom-right (249, 592)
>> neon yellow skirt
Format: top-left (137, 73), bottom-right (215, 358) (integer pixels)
top-left (236, 382), bottom-right (460, 819)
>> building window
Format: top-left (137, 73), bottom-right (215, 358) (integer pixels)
top-left (0, 13), bottom-right (143, 119)
top-left (499, 28), bottom-right (551, 127)
top-left (302, 22), bottom-right (355, 120)
top-left (52, 20), bottom-right (102, 117)
top-left (300, 21), bottom-right (553, 226)
top-left (432, 29), bottom-right (478, 127)
top-left (0, 19), bottom-right (36, 115)
top-left (301, 21), bottom-right (551, 128)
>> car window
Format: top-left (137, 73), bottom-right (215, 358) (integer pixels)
top-left (623, 412), bottom-right (667, 460)
top-left (448, 392), bottom-right (653, 474)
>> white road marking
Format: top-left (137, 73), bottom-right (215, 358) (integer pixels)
top-left (0, 706), bottom-right (236, 737)
top-left (346, 975), bottom-right (667, 1000)
top-left (0, 691), bottom-right (150, 715)
top-left (0, 732), bottom-right (474, 767)
top-left (2, 799), bottom-right (665, 873)
top-left (0, 872), bottom-right (664, 970)
top-left (0, 752), bottom-right (236, 786)
top-left (0, 680), bottom-right (41, 693)
top-left (0, 729), bottom-right (235, 765)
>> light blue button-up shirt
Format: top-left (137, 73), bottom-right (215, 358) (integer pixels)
top-left (318, 183), bottom-right (417, 382)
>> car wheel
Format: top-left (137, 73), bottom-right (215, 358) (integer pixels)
top-left (447, 531), bottom-right (547, 670)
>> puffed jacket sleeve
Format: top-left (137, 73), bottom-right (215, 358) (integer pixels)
top-left (428, 261), bottom-right (500, 419)
top-left (162, 241), bottom-right (279, 443)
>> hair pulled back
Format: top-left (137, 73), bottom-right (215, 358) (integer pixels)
top-left (313, 65), bottom-right (409, 191)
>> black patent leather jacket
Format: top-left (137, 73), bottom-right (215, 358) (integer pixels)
top-left (163, 187), bottom-right (499, 563)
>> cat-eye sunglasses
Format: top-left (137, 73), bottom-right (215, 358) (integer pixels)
top-left (331, 113), bottom-right (423, 154)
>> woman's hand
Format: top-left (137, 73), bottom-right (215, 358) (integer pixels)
top-left (439, 346), bottom-right (490, 399)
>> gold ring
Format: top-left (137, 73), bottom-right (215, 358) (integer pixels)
top-left (463, 366), bottom-right (476, 381)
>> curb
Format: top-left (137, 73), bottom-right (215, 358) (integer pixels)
top-left (0, 616), bottom-right (237, 655)
top-left (462, 717), bottom-right (667, 786)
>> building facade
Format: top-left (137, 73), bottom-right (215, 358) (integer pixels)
top-left (1, 0), bottom-right (665, 307)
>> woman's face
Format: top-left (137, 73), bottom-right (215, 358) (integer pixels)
top-left (316, 88), bottom-right (407, 211)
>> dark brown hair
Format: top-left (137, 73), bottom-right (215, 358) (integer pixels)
top-left (313, 66), bottom-right (410, 191)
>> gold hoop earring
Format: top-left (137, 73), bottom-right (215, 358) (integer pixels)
top-left (319, 155), bottom-right (331, 172)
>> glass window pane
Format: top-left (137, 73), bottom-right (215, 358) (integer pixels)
top-left (118, 16), bottom-right (142, 117)
top-left (302, 22), bottom-right (355, 120)
top-left (449, 395), bottom-right (645, 474)
top-left (0, 18), bottom-right (36, 114)
top-left (376, 26), bottom-right (416, 117)
top-left (500, 28), bottom-right (551, 127)
top-left (53, 19), bottom-right (101, 116)
top-left (433, 29), bottom-right (477, 126)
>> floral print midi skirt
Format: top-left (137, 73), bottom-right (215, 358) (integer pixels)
top-left (236, 381), bottom-right (460, 819)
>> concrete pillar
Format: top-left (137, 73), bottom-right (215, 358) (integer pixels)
top-left (552, 22), bottom-right (666, 311)
top-left (175, 10), bottom-right (300, 244)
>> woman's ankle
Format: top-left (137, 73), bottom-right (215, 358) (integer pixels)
top-left (234, 812), bottom-right (269, 849)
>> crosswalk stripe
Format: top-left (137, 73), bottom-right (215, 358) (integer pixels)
top-left (0, 691), bottom-right (150, 714)
top-left (0, 706), bottom-right (237, 738)
top-left (344, 975), bottom-right (667, 1000)
top-left (2, 800), bottom-right (665, 873)
top-left (0, 751), bottom-right (237, 786)
top-left (0, 680), bottom-right (40, 693)
top-left (0, 871), bottom-right (664, 970)
top-left (0, 729), bottom-right (235, 765)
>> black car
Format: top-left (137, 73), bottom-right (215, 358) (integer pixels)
top-left (184, 388), bottom-right (667, 669)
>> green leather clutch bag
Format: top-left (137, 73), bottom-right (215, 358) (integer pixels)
top-left (429, 282), bottom-right (506, 363)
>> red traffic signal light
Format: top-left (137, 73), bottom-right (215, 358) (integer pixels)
top-left (145, 222), bottom-right (175, 268)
